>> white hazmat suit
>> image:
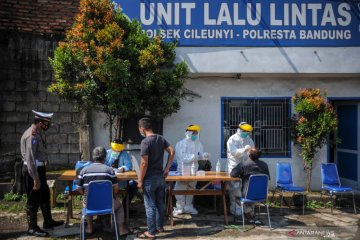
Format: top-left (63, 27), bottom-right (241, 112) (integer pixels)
top-left (227, 125), bottom-right (255, 216)
top-left (173, 128), bottom-right (209, 215)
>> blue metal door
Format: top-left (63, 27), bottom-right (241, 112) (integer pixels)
top-left (335, 104), bottom-right (359, 189)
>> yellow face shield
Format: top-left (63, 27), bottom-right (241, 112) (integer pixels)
top-left (111, 142), bottom-right (125, 152)
top-left (186, 125), bottom-right (201, 132)
top-left (239, 123), bottom-right (253, 132)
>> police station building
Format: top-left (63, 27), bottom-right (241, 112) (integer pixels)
top-left (93, 0), bottom-right (360, 190)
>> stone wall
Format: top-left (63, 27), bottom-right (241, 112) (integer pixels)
top-left (0, 0), bottom-right (82, 180)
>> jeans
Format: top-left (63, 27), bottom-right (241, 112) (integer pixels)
top-left (142, 174), bottom-right (166, 235)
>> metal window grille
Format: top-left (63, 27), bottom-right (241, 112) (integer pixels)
top-left (222, 98), bottom-right (291, 157)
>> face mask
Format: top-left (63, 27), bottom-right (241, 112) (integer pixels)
top-left (40, 121), bottom-right (50, 131)
top-left (191, 135), bottom-right (198, 141)
top-left (241, 132), bottom-right (249, 138)
top-left (111, 151), bottom-right (120, 159)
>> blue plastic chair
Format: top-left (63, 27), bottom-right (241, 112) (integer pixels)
top-left (236, 174), bottom-right (271, 229)
top-left (321, 163), bottom-right (356, 214)
top-left (276, 162), bottom-right (305, 215)
top-left (80, 180), bottom-right (119, 240)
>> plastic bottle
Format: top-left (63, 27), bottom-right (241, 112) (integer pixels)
top-left (191, 162), bottom-right (196, 176)
top-left (216, 159), bottom-right (221, 173)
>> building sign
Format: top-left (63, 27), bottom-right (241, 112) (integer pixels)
top-left (116, 0), bottom-right (360, 47)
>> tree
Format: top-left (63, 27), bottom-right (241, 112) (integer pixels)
top-left (292, 88), bottom-right (338, 192)
top-left (49, 0), bottom-right (188, 141)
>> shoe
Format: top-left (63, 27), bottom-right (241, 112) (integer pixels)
top-left (27, 227), bottom-right (49, 237)
top-left (43, 219), bottom-right (64, 229)
top-left (184, 206), bottom-right (198, 215)
top-left (173, 208), bottom-right (184, 216)
top-left (254, 220), bottom-right (263, 226)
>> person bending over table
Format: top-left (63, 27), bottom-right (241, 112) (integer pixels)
top-left (77, 147), bottom-right (132, 237)
top-left (230, 148), bottom-right (270, 225)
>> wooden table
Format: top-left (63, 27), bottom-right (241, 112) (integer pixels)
top-left (166, 172), bottom-right (239, 226)
top-left (57, 170), bottom-right (137, 226)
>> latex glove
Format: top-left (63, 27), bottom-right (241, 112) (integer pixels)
top-left (189, 154), bottom-right (196, 162)
top-left (244, 145), bottom-right (251, 152)
top-left (203, 152), bottom-right (210, 160)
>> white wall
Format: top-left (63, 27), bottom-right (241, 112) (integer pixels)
top-left (163, 76), bottom-right (360, 190)
top-left (176, 47), bottom-right (360, 74)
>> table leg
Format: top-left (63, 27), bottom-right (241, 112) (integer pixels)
top-left (65, 180), bottom-right (72, 227)
top-left (126, 181), bottom-right (129, 224)
top-left (221, 181), bottom-right (228, 225)
top-left (169, 184), bottom-right (174, 226)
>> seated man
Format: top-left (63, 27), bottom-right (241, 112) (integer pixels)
top-left (77, 147), bottom-right (132, 236)
top-left (105, 138), bottom-right (138, 214)
top-left (230, 148), bottom-right (270, 224)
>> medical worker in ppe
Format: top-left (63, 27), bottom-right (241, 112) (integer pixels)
top-left (173, 125), bottom-right (210, 215)
top-left (105, 138), bottom-right (138, 214)
top-left (227, 122), bottom-right (255, 216)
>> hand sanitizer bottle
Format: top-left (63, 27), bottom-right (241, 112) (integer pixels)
top-left (216, 159), bottom-right (221, 173)
top-left (191, 162), bottom-right (196, 176)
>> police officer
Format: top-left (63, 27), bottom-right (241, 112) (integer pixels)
top-left (21, 110), bottom-right (64, 237)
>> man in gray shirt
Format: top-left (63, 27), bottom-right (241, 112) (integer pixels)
top-left (137, 117), bottom-right (175, 239)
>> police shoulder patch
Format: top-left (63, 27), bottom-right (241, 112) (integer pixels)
top-left (31, 138), bottom-right (37, 145)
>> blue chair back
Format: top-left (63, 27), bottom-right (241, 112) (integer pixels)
top-left (86, 180), bottom-right (113, 214)
top-left (321, 163), bottom-right (340, 186)
top-left (276, 162), bottom-right (293, 185)
top-left (245, 174), bottom-right (269, 201)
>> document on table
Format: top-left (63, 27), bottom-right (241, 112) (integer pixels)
top-left (168, 171), bottom-right (181, 176)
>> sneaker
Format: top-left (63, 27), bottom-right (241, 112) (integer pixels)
top-left (184, 206), bottom-right (198, 215)
top-left (27, 227), bottom-right (49, 237)
top-left (173, 208), bottom-right (184, 216)
top-left (254, 220), bottom-right (263, 226)
top-left (43, 219), bottom-right (64, 229)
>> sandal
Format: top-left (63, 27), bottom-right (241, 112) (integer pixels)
top-left (136, 231), bottom-right (156, 239)
top-left (156, 228), bottom-right (165, 233)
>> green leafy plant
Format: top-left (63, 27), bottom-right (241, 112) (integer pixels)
top-left (3, 191), bottom-right (26, 202)
top-left (49, 0), bottom-right (188, 140)
top-left (292, 89), bottom-right (338, 192)
top-left (306, 200), bottom-right (332, 209)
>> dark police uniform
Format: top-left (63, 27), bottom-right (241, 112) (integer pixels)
top-left (20, 111), bottom-right (63, 236)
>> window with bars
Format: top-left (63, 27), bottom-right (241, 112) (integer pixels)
top-left (221, 97), bottom-right (291, 158)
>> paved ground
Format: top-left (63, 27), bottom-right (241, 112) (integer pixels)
top-left (0, 200), bottom-right (359, 240)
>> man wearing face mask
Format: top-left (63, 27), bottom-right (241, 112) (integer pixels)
top-left (21, 110), bottom-right (64, 237)
top-left (173, 125), bottom-right (210, 215)
top-left (226, 122), bottom-right (255, 216)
